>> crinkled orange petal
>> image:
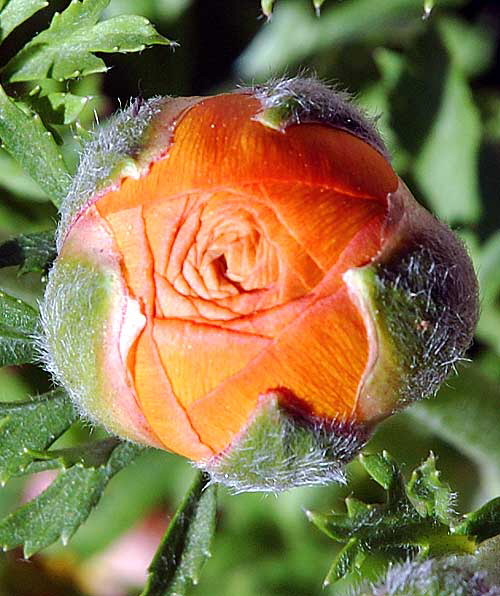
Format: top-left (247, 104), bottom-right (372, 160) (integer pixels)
top-left (216, 200), bottom-right (386, 336)
top-left (96, 94), bottom-right (397, 218)
top-left (187, 285), bottom-right (368, 454)
top-left (97, 206), bottom-right (155, 314)
top-left (140, 194), bottom-right (194, 277)
top-left (241, 182), bottom-right (387, 272)
top-left (133, 324), bottom-right (213, 459)
top-left (153, 319), bottom-right (271, 409)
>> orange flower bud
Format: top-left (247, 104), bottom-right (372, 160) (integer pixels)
top-left (41, 78), bottom-right (478, 491)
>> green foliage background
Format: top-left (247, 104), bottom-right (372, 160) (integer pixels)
top-left (0, 0), bottom-right (499, 595)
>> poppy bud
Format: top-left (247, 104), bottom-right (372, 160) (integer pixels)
top-left (40, 77), bottom-right (478, 492)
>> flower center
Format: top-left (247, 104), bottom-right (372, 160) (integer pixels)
top-left (185, 205), bottom-right (279, 300)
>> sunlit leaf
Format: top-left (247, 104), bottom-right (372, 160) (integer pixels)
top-left (413, 63), bottom-right (481, 223)
top-left (26, 90), bottom-right (94, 126)
top-left (0, 85), bottom-right (70, 206)
top-left (3, 0), bottom-right (174, 83)
top-left (0, 0), bottom-right (48, 44)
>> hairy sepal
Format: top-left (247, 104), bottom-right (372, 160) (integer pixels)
top-left (201, 392), bottom-right (368, 493)
top-left (252, 76), bottom-right (388, 158)
top-left (346, 180), bottom-right (479, 421)
top-left (40, 208), bottom-right (154, 445)
top-left (58, 95), bottom-right (204, 249)
top-left (358, 554), bottom-right (500, 596)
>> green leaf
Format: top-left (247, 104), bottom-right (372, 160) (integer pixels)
top-left (0, 388), bottom-right (77, 484)
top-left (260, 0), bottom-right (326, 18)
top-left (0, 440), bottom-right (142, 557)
top-left (0, 0), bottom-right (48, 44)
top-left (387, 24), bottom-right (481, 224)
top-left (0, 149), bottom-right (49, 201)
top-left (3, 0), bottom-right (174, 83)
top-left (313, 0), bottom-right (326, 14)
top-left (411, 366), bottom-right (500, 496)
top-left (0, 84), bottom-right (70, 206)
top-left (455, 498), bottom-right (500, 543)
top-left (413, 62), bottom-right (481, 223)
top-left (0, 230), bottom-right (56, 273)
top-left (308, 452), bottom-right (476, 585)
top-left (20, 436), bottom-right (126, 474)
top-left (324, 538), bottom-right (359, 585)
top-left (407, 453), bottom-right (454, 524)
top-left (423, 0), bottom-right (435, 18)
top-left (438, 17), bottom-right (496, 77)
top-left (25, 90), bottom-right (94, 126)
top-left (359, 452), bottom-right (399, 492)
top-left (261, 0), bottom-right (275, 18)
top-left (476, 231), bottom-right (500, 356)
top-left (238, 0), bottom-right (463, 79)
top-left (359, 451), bottom-right (407, 507)
top-left (141, 472), bottom-right (217, 596)
top-left (0, 290), bottom-right (38, 367)
top-left (478, 231), bottom-right (500, 305)
top-left (65, 450), bottom-right (189, 560)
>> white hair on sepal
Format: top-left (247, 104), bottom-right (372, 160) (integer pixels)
top-left (199, 394), bottom-right (368, 494)
top-left (250, 74), bottom-right (389, 158)
top-left (36, 257), bottom-right (130, 438)
top-left (57, 96), bottom-right (166, 251)
top-left (375, 240), bottom-right (479, 409)
top-left (355, 556), bottom-right (500, 596)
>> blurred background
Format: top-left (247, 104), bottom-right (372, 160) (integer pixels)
top-left (0, 0), bottom-right (499, 594)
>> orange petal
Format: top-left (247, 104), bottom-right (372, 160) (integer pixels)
top-left (242, 181), bottom-right (387, 272)
top-left (96, 205), bottom-right (155, 315)
top-left (152, 318), bottom-right (271, 409)
top-left (187, 285), bottom-right (368, 454)
top-left (133, 324), bottom-right (213, 459)
top-left (95, 94), bottom-right (397, 217)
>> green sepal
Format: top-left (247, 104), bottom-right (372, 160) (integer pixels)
top-left (254, 97), bottom-right (301, 131)
top-left (41, 256), bottom-right (122, 431)
top-left (205, 394), bottom-right (366, 492)
top-left (346, 230), bottom-right (477, 420)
